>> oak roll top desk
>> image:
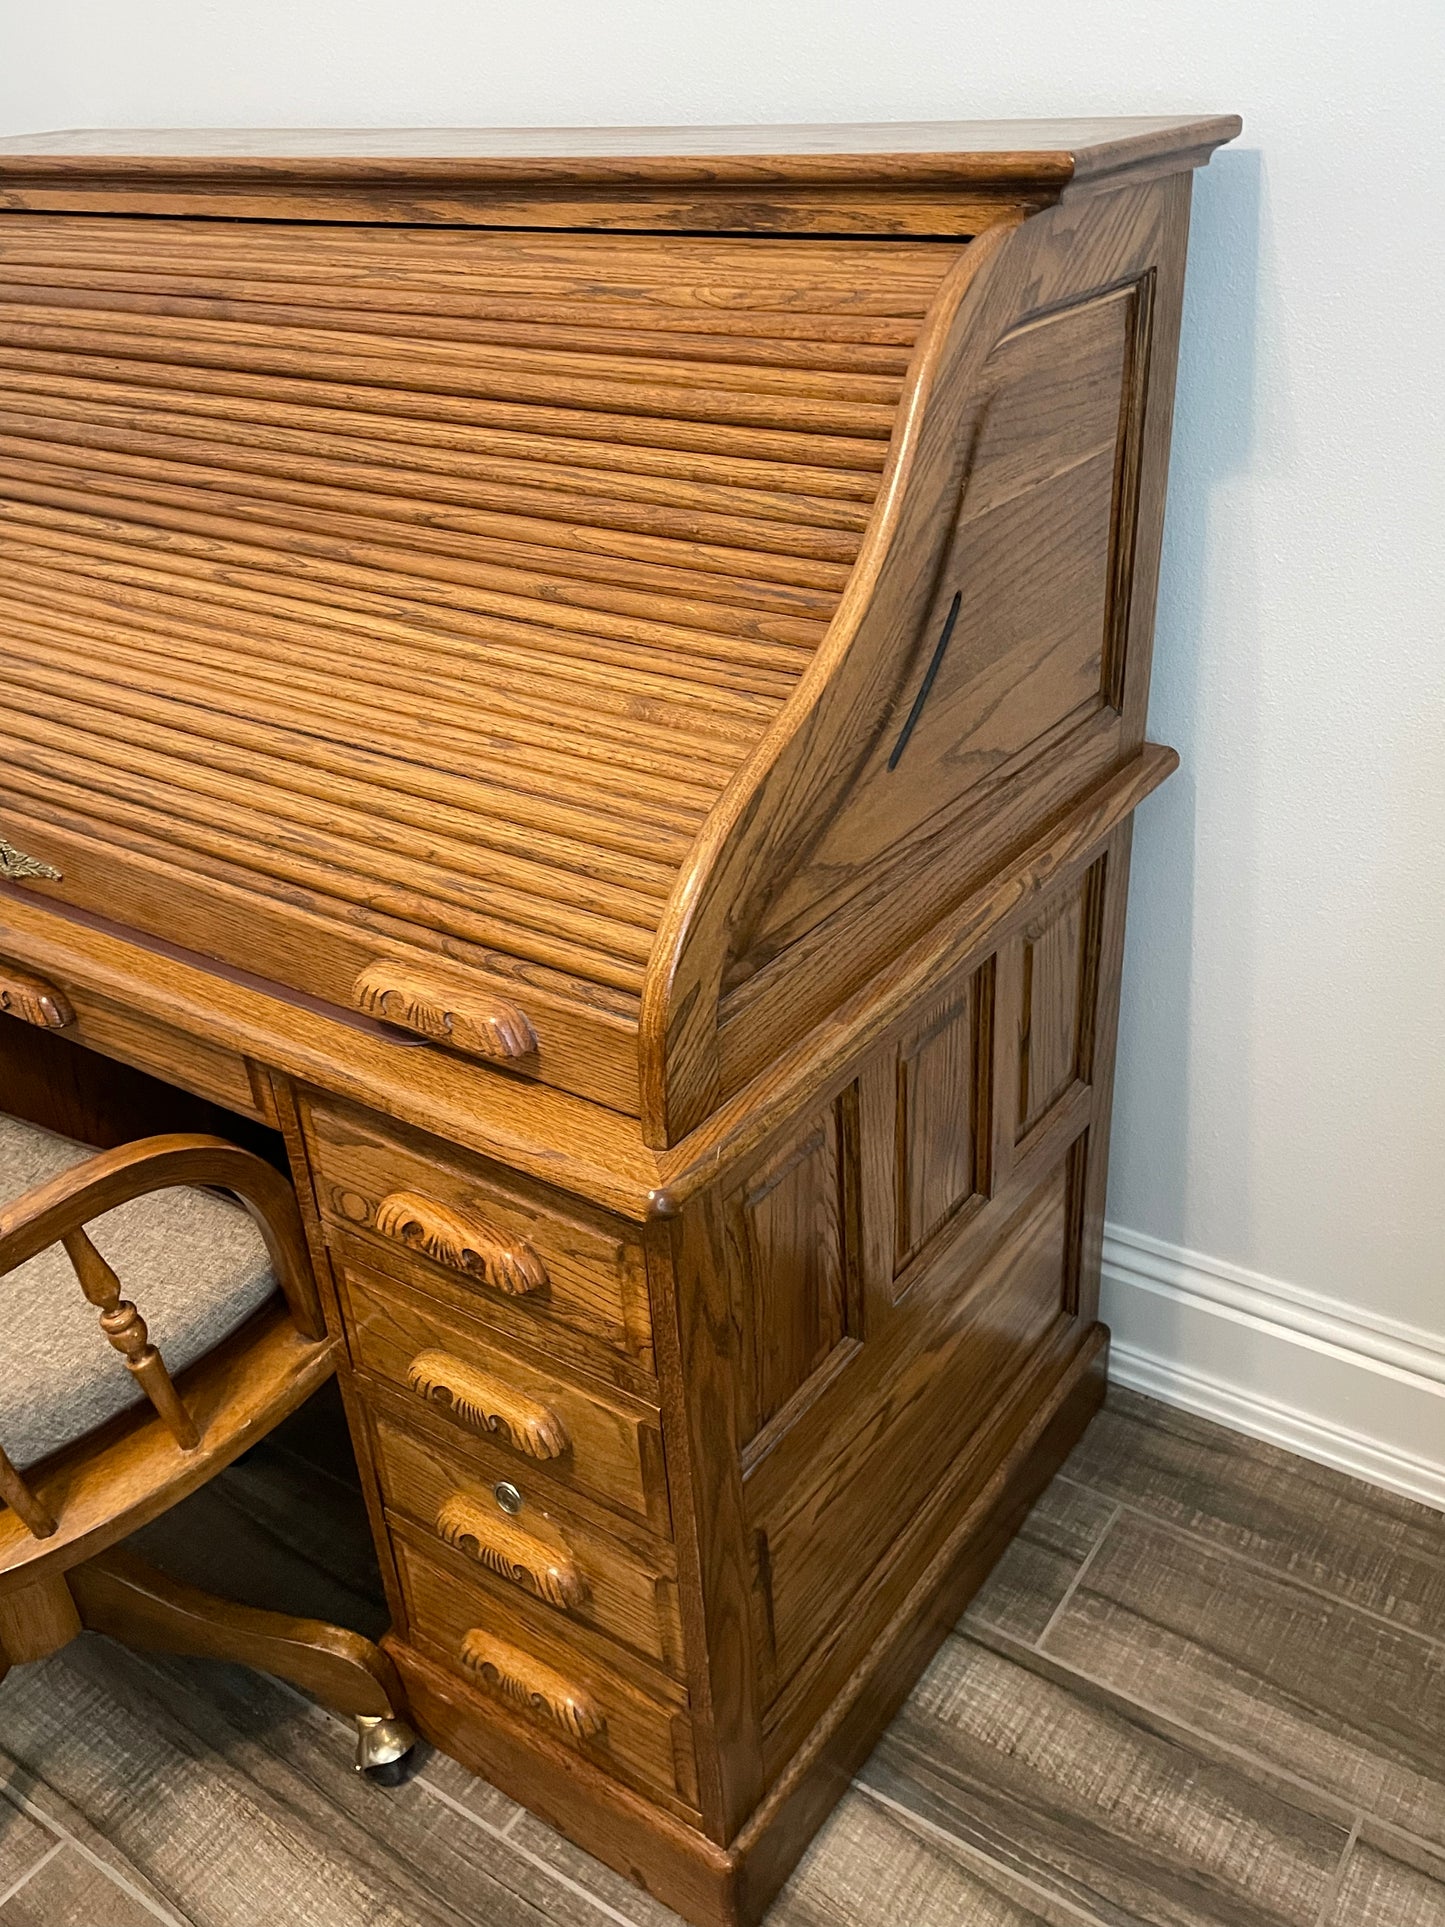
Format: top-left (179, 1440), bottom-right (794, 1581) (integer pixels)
top-left (0, 118), bottom-right (1239, 1925)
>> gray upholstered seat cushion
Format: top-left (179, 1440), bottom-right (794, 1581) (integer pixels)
top-left (0, 1114), bottom-right (278, 1470)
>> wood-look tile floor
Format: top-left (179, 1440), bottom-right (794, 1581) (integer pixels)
top-left (3, 1386), bottom-right (1443, 1926)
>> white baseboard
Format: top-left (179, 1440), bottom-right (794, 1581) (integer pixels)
top-left (1099, 1225), bottom-right (1445, 1513)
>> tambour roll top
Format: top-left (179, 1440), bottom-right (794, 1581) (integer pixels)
top-left (0, 119), bottom-right (1241, 1144)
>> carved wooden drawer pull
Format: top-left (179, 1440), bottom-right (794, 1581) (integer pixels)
top-left (458, 1628), bottom-right (604, 1742)
top-left (353, 962), bottom-right (536, 1062)
top-left (406, 1349), bottom-right (570, 1460)
top-left (0, 962), bottom-right (74, 1030)
top-left (435, 1494), bottom-right (587, 1611)
top-left (374, 1191), bottom-right (547, 1296)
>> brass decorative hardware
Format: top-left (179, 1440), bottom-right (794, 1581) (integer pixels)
top-left (0, 837), bottom-right (61, 882)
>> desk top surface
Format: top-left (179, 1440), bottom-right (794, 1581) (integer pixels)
top-left (0, 117), bottom-right (1242, 186)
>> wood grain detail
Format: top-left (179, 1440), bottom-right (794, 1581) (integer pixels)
top-left (304, 1094), bottom-right (654, 1369)
top-left (0, 214), bottom-right (954, 1049)
top-left (405, 1350), bottom-right (571, 1461)
top-left (374, 1189), bottom-right (548, 1297)
top-left (370, 1408), bottom-right (683, 1670)
top-left (748, 1165), bottom-right (1075, 1705)
top-left (434, 1493), bottom-right (587, 1611)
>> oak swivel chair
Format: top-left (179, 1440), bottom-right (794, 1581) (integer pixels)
top-left (0, 1111), bottom-right (417, 1779)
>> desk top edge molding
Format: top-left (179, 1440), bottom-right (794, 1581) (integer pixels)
top-left (0, 116), bottom-right (1243, 184)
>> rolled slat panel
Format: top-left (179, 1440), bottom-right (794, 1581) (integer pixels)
top-left (0, 217), bottom-right (954, 1006)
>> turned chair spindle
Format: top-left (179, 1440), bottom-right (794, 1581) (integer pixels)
top-left (0, 1441), bottom-right (55, 1540)
top-left (58, 1225), bottom-right (200, 1452)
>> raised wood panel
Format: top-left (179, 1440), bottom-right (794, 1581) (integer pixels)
top-left (894, 972), bottom-right (987, 1270)
top-left (1017, 883), bottom-right (1086, 1137)
top-left (757, 286), bottom-right (1138, 937)
top-left (687, 213), bottom-right (1182, 1141)
top-left (722, 1102), bottom-right (854, 1446)
top-left (748, 1167), bottom-right (1073, 1701)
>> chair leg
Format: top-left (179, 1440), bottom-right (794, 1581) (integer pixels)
top-left (68, 1545), bottom-right (417, 1781)
top-left (0, 1575), bottom-right (82, 1668)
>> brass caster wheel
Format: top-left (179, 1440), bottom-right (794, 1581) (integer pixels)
top-left (355, 1712), bottom-right (417, 1784)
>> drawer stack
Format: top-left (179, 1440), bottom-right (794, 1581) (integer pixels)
top-left (299, 1094), bottom-right (697, 1814)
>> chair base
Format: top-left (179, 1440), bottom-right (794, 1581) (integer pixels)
top-left (0, 1544), bottom-right (417, 1780)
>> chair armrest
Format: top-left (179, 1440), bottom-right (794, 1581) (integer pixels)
top-left (0, 1133), bottom-right (326, 1341)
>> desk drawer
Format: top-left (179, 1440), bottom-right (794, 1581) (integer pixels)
top-left (340, 1263), bottom-right (669, 1534)
top-left (372, 1409), bottom-right (683, 1674)
top-left (395, 1535), bottom-right (697, 1811)
top-left (304, 1094), bottom-right (654, 1372)
top-left (0, 951), bottom-right (268, 1120)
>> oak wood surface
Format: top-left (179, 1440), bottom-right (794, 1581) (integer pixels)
top-left (397, 1538), bottom-right (697, 1813)
top-left (0, 120), bottom-right (1241, 235)
top-left (0, 960), bottom-right (71, 1029)
top-left (0, 121), bottom-right (1242, 1926)
top-left (303, 1091), bottom-right (655, 1366)
top-left (69, 1542), bottom-right (405, 1719)
top-left (0, 117), bottom-right (1244, 177)
top-left (374, 1412), bottom-right (684, 1674)
top-left (0, 959), bottom-right (273, 1125)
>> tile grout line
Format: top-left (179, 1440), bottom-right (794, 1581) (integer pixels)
top-left (1052, 1470), bottom-right (1445, 1657)
top-left (0, 1783), bottom-right (191, 1927)
top-left (962, 1618), bottom-right (1445, 1864)
top-left (1030, 1499), bottom-right (1124, 1653)
top-left (858, 1783), bottom-right (1112, 1927)
top-left (1311, 1813), bottom-right (1361, 1927)
top-left (0, 1837), bottom-right (64, 1911)
top-left (417, 1773), bottom-right (646, 1927)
